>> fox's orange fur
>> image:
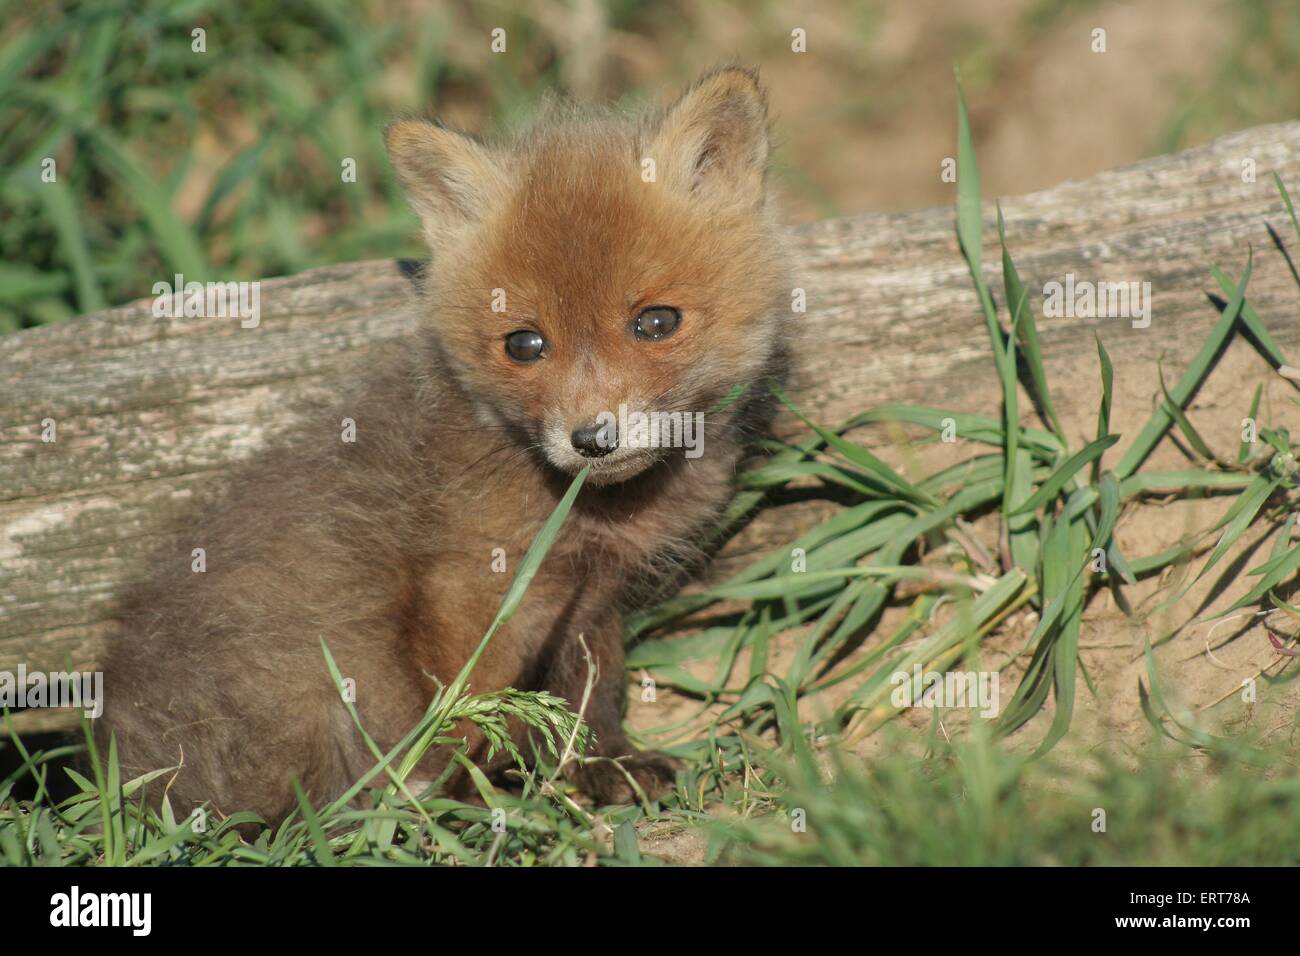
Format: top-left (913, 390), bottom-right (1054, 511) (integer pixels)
top-left (99, 68), bottom-right (792, 824)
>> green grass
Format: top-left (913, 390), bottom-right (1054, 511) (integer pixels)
top-left (708, 726), bottom-right (1300, 866)
top-left (0, 0), bottom-right (648, 332)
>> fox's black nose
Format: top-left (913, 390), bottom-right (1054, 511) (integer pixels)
top-left (571, 423), bottom-right (617, 458)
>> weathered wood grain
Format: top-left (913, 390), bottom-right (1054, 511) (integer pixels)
top-left (4, 121), bottom-right (1299, 732)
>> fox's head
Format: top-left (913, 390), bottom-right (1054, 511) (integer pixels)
top-left (385, 68), bottom-right (790, 485)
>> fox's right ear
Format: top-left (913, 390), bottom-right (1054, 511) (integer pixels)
top-left (384, 119), bottom-right (505, 248)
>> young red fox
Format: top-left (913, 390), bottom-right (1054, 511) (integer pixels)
top-left (99, 67), bottom-right (792, 824)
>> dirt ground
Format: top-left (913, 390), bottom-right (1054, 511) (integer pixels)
top-left (609, 0), bottom-right (1236, 221)
top-left (408, 0), bottom-right (1262, 222)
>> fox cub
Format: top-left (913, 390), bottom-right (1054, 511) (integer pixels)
top-left (100, 67), bottom-right (792, 824)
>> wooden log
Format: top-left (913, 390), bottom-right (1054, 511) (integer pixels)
top-left (4, 121), bottom-right (1300, 733)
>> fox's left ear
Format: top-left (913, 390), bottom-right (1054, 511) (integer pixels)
top-left (647, 67), bottom-right (770, 207)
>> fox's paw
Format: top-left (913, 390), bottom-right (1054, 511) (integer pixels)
top-left (574, 751), bottom-right (681, 806)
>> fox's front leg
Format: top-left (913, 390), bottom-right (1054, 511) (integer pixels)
top-left (544, 608), bottom-right (679, 804)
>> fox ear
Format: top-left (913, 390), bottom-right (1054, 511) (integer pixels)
top-left (647, 68), bottom-right (770, 206)
top-left (384, 118), bottom-right (505, 248)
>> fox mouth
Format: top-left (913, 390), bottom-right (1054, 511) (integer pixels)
top-left (582, 451), bottom-right (663, 485)
top-left (539, 420), bottom-right (668, 485)
top-left (545, 444), bottom-right (663, 485)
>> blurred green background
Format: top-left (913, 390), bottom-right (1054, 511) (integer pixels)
top-left (1, 0), bottom-right (1297, 332)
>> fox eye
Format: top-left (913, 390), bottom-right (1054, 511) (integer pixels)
top-left (633, 306), bottom-right (681, 342)
top-left (504, 329), bottom-right (545, 362)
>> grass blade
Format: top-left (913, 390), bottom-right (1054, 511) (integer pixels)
top-left (1115, 251), bottom-right (1251, 478)
top-left (1011, 435), bottom-right (1120, 515)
